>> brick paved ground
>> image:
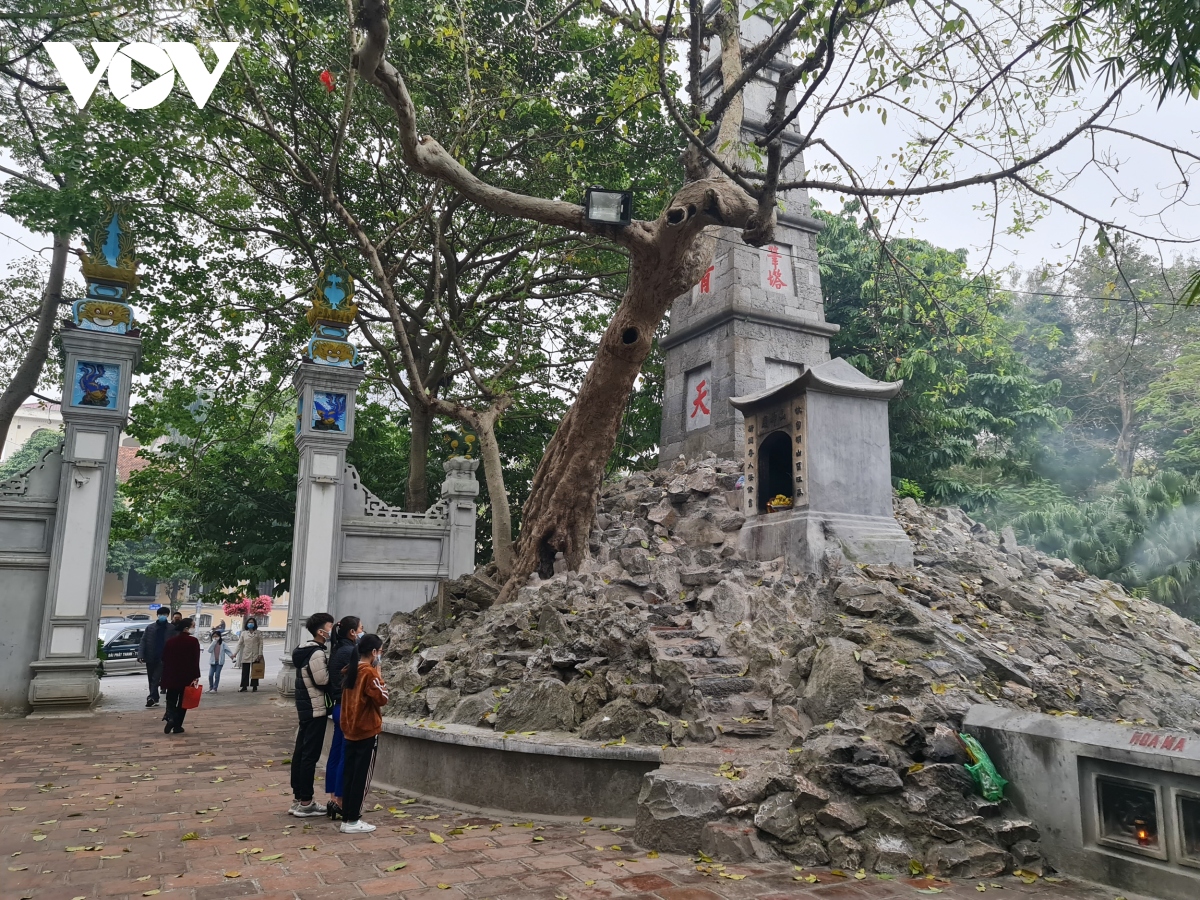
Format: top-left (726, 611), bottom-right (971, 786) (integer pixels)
top-left (0, 695), bottom-right (1149, 900)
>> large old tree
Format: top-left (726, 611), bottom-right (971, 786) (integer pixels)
top-left (348, 0), bottom-right (1199, 601)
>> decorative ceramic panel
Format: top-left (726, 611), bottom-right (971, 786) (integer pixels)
top-left (70, 361), bottom-right (120, 410)
top-left (311, 391), bottom-right (347, 432)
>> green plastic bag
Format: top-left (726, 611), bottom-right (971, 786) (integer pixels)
top-left (959, 733), bottom-right (1008, 801)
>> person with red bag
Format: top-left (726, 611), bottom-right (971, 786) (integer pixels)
top-left (161, 617), bottom-right (201, 734)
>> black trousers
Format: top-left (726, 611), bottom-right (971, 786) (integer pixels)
top-left (290, 717), bottom-right (327, 803)
top-left (145, 660), bottom-right (163, 703)
top-left (164, 689), bottom-right (187, 730)
top-left (341, 735), bottom-right (378, 822)
top-left (239, 663), bottom-right (259, 689)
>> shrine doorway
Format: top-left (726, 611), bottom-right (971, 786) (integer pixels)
top-left (756, 430), bottom-right (794, 513)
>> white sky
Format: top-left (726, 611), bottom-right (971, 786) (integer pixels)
top-left (805, 84), bottom-right (1200, 277)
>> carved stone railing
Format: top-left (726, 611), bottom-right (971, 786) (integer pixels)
top-left (343, 465), bottom-right (450, 522)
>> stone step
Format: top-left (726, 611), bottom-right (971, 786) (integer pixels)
top-left (648, 626), bottom-right (699, 639)
top-left (716, 717), bottom-right (777, 737)
top-left (691, 675), bottom-right (758, 698)
top-left (678, 657), bottom-right (744, 676)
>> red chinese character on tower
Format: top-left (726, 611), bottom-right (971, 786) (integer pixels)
top-left (699, 265), bottom-right (714, 294)
top-left (691, 379), bottom-right (710, 418)
top-left (766, 245), bottom-right (787, 290)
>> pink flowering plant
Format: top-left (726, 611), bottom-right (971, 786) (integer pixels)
top-left (222, 594), bottom-right (273, 619)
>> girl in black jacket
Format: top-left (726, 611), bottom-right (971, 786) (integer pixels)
top-left (324, 615), bottom-right (362, 820)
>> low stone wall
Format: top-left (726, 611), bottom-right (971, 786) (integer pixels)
top-left (371, 719), bottom-right (661, 821)
top-left (965, 704), bottom-right (1200, 900)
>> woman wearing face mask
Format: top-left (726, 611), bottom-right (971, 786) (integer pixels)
top-left (160, 617), bottom-right (201, 734)
top-left (323, 615), bottom-right (362, 820)
top-left (236, 616), bottom-right (265, 692)
top-left (337, 633), bottom-right (389, 833)
top-left (207, 629), bottom-right (235, 692)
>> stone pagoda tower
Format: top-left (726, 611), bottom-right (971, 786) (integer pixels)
top-left (658, 3), bottom-right (839, 464)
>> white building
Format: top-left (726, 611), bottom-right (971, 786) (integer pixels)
top-left (1, 400), bottom-right (63, 461)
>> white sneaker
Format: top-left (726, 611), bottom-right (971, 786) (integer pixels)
top-left (293, 801), bottom-right (327, 817)
top-left (340, 820), bottom-right (376, 834)
top-left (287, 800), bottom-right (301, 815)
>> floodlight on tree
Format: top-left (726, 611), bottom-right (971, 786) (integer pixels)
top-left (584, 187), bottom-right (632, 226)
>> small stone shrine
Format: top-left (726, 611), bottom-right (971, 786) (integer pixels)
top-left (730, 358), bottom-right (913, 569)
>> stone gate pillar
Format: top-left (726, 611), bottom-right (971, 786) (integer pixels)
top-left (277, 267), bottom-right (365, 697)
top-left (441, 456), bottom-right (480, 578)
top-left (28, 203), bottom-right (142, 714)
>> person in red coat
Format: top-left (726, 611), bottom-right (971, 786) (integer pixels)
top-left (160, 617), bottom-right (201, 734)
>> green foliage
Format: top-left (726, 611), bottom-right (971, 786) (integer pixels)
top-left (119, 378), bottom-right (301, 599)
top-left (1047, 0), bottom-right (1200, 100)
top-left (815, 202), bottom-right (1063, 506)
top-left (1015, 471), bottom-right (1200, 619)
top-left (0, 426), bottom-right (61, 480)
top-left (1007, 242), bottom-right (1200, 488)
top-left (1137, 341), bottom-right (1200, 475)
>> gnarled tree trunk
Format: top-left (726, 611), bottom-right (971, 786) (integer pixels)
top-left (0, 231), bottom-right (68, 451)
top-left (498, 182), bottom-right (757, 602)
top-left (406, 399), bottom-right (432, 510)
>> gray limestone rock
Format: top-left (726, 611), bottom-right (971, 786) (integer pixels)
top-left (827, 834), bottom-right (863, 870)
top-left (635, 767), bottom-right (726, 853)
top-left (842, 765), bottom-right (904, 795)
top-left (717, 762), bottom-right (792, 808)
top-left (926, 840), bottom-right (1010, 878)
top-left (448, 690), bottom-right (495, 726)
top-left (578, 698), bottom-right (670, 744)
top-left (780, 836), bottom-right (831, 866)
top-left (816, 800), bottom-right (867, 833)
top-left (792, 775), bottom-right (831, 813)
top-left (867, 712), bottom-right (927, 756)
top-left (685, 469), bottom-right (719, 494)
top-left (494, 678), bottom-right (578, 732)
top-left (704, 578), bottom-right (751, 625)
top-left (753, 791), bottom-right (801, 842)
top-left (802, 638), bottom-right (865, 722)
top-left (991, 819), bottom-right (1041, 847)
top-left (675, 515), bottom-right (727, 547)
top-left (925, 723), bottom-right (968, 763)
top-left (423, 687), bottom-right (460, 719)
top-left (700, 822), bottom-right (772, 863)
top-left (1009, 839), bottom-right (1043, 874)
top-left (647, 501), bottom-right (679, 528)
top-left (870, 835), bottom-right (918, 874)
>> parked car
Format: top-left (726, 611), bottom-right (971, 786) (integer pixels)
top-left (125, 614), bottom-right (151, 621)
top-left (98, 622), bottom-right (148, 676)
top-left (99, 616), bottom-right (127, 623)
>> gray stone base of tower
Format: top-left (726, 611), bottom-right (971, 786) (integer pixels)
top-left (739, 508), bottom-right (913, 570)
top-left (730, 358), bottom-right (913, 571)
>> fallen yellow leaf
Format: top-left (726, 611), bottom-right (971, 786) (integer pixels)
top-left (224, 871), bottom-right (241, 878)
top-left (430, 832), bottom-right (444, 844)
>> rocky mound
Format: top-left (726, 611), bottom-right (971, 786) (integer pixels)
top-left (378, 454), bottom-right (1200, 875)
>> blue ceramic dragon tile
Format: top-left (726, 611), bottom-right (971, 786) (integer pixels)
top-left (311, 391), bottom-right (347, 432)
top-left (71, 361), bottom-right (120, 410)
